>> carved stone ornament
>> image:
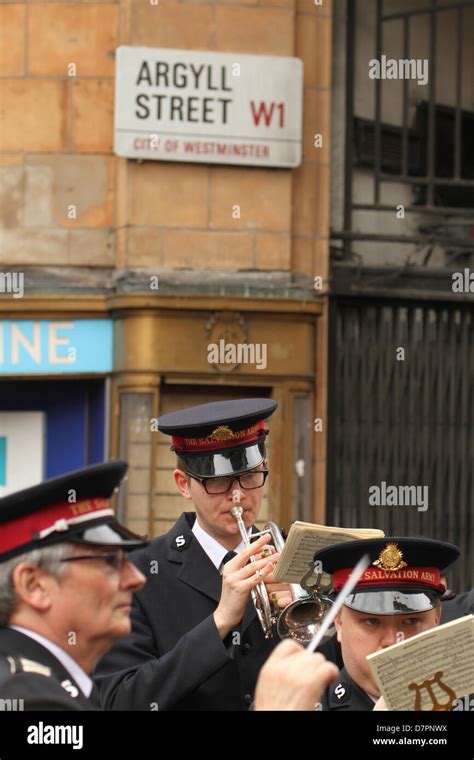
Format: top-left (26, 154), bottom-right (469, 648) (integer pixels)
top-left (205, 312), bottom-right (249, 373)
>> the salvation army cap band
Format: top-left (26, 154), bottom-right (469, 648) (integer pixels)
top-left (157, 398), bottom-right (277, 478)
top-left (0, 461), bottom-right (147, 562)
top-left (314, 537), bottom-right (460, 615)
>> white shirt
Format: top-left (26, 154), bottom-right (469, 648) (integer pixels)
top-left (192, 519), bottom-right (246, 573)
top-left (10, 624), bottom-right (93, 698)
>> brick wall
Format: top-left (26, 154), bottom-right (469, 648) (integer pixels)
top-left (0, 0), bottom-right (332, 281)
top-left (0, 2), bottom-right (117, 267)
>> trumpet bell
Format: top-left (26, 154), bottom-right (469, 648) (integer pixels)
top-left (277, 597), bottom-right (334, 645)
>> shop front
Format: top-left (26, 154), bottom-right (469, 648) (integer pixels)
top-left (0, 291), bottom-right (327, 534)
top-left (0, 298), bottom-right (112, 495)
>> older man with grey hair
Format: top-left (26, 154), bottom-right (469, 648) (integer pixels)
top-left (0, 461), bottom-right (147, 710)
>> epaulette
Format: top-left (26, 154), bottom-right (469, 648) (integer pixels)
top-left (1, 655), bottom-right (52, 678)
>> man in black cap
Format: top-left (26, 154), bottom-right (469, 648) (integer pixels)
top-left (314, 537), bottom-right (460, 710)
top-left (0, 461), bottom-right (147, 710)
top-left (94, 397), bottom-right (294, 710)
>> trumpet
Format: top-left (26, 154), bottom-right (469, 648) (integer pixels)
top-left (230, 491), bottom-right (333, 644)
top-left (230, 503), bottom-right (274, 638)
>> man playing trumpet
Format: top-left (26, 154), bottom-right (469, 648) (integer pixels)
top-left (94, 398), bottom-right (294, 710)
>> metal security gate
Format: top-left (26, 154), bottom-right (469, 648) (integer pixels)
top-left (327, 298), bottom-right (473, 592)
top-left (341, 0), bottom-right (474, 259)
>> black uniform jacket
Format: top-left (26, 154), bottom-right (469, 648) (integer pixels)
top-left (321, 666), bottom-right (376, 711)
top-left (441, 588), bottom-right (474, 623)
top-left (94, 512), bottom-right (279, 711)
top-left (0, 627), bottom-right (95, 710)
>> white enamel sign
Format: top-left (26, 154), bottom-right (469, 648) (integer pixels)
top-left (114, 46), bottom-right (303, 168)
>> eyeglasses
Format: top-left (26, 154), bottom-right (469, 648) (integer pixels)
top-left (60, 551), bottom-right (126, 571)
top-left (189, 469), bottom-right (269, 495)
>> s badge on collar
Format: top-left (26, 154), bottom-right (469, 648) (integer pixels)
top-left (61, 679), bottom-right (79, 698)
top-left (330, 680), bottom-right (351, 708)
top-left (174, 534), bottom-right (188, 551)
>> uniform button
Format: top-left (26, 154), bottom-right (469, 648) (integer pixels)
top-left (242, 643), bottom-right (251, 655)
top-left (244, 693), bottom-right (253, 705)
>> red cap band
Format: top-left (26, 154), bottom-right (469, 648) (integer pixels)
top-left (172, 421), bottom-right (265, 453)
top-left (333, 566), bottom-right (443, 593)
top-left (0, 497), bottom-right (111, 555)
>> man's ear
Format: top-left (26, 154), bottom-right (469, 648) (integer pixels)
top-left (334, 610), bottom-right (343, 643)
top-left (433, 602), bottom-right (442, 626)
top-left (11, 563), bottom-right (56, 614)
top-left (173, 469), bottom-right (193, 500)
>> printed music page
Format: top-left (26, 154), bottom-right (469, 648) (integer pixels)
top-left (367, 615), bottom-right (474, 711)
top-left (272, 521), bottom-right (384, 584)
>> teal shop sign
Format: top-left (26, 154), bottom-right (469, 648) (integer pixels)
top-left (0, 320), bottom-right (113, 374)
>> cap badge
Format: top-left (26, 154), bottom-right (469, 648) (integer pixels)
top-left (373, 543), bottom-right (407, 572)
top-left (210, 425), bottom-right (235, 442)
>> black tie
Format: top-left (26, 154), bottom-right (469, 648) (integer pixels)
top-left (222, 550), bottom-right (237, 566)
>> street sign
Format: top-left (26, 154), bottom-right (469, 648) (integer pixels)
top-left (114, 46), bottom-right (303, 168)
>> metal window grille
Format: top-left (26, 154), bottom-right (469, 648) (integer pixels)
top-left (336, 0), bottom-right (474, 259)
